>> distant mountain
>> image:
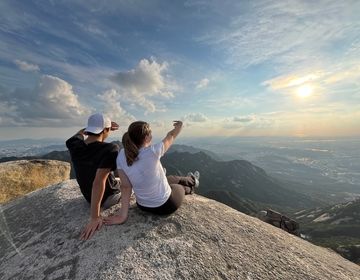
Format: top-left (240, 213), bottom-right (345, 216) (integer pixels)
top-left (168, 144), bottom-right (222, 160)
top-left (0, 144), bottom-right (319, 215)
top-left (243, 154), bottom-right (360, 204)
top-left (295, 199), bottom-right (360, 264)
top-left (0, 138), bottom-right (64, 146)
top-left (161, 151), bottom-right (321, 213)
top-left (0, 139), bottom-right (66, 158)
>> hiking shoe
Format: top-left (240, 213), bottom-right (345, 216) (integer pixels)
top-left (193, 171), bottom-right (200, 181)
top-left (187, 171), bottom-right (200, 190)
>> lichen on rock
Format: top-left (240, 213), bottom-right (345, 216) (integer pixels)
top-left (0, 159), bottom-right (70, 203)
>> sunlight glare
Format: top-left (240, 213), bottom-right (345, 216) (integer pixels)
top-left (297, 85), bottom-right (313, 98)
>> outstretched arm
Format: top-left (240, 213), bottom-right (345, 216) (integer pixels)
top-left (75, 128), bottom-right (86, 136)
top-left (104, 169), bottom-right (133, 225)
top-left (162, 121), bottom-right (183, 153)
top-left (80, 168), bottom-right (110, 240)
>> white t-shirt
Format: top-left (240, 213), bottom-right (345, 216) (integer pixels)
top-left (116, 142), bottom-right (171, 207)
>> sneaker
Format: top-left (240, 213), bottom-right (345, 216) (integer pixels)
top-left (187, 171), bottom-right (200, 190)
top-left (193, 171), bottom-right (200, 181)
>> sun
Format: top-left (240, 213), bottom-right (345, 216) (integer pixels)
top-left (297, 85), bottom-right (313, 98)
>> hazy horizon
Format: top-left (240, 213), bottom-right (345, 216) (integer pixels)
top-left (1, 1), bottom-right (359, 139)
top-left (0, 134), bottom-right (359, 143)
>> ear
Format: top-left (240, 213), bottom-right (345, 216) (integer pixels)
top-left (145, 134), bottom-right (152, 143)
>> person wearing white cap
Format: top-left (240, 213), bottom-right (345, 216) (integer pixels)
top-left (66, 113), bottom-right (120, 240)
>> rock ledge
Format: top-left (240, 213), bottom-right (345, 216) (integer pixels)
top-left (1, 180), bottom-right (359, 280)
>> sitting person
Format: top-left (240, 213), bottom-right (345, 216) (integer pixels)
top-left (65, 113), bottom-right (121, 240)
top-left (104, 120), bottom-right (199, 226)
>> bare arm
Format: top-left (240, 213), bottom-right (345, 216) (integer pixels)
top-left (80, 168), bottom-right (110, 240)
top-left (162, 121), bottom-right (183, 153)
top-left (104, 169), bottom-right (133, 225)
top-left (76, 128), bottom-right (86, 136)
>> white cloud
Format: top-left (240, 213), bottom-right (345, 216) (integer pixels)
top-left (14, 59), bottom-right (40, 72)
top-left (98, 89), bottom-right (136, 126)
top-left (263, 73), bottom-right (322, 90)
top-left (196, 78), bottom-right (209, 89)
top-left (183, 113), bottom-right (208, 122)
top-left (233, 116), bottom-right (255, 123)
top-left (199, 1), bottom-right (360, 69)
top-left (262, 64), bottom-right (360, 104)
top-left (0, 75), bottom-right (90, 126)
top-left (109, 58), bottom-right (175, 113)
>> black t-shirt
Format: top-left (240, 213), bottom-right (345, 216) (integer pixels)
top-left (66, 134), bottom-right (120, 204)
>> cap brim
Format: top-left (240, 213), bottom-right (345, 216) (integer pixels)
top-left (84, 126), bottom-right (104, 134)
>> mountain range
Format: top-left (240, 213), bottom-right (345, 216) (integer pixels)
top-left (0, 143), bottom-right (320, 213)
top-left (161, 151), bottom-right (320, 213)
top-left (295, 199), bottom-right (360, 264)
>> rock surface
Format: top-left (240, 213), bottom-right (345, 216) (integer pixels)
top-left (0, 159), bottom-right (70, 203)
top-left (0, 180), bottom-right (359, 280)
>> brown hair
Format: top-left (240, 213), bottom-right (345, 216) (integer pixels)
top-left (122, 121), bottom-right (151, 166)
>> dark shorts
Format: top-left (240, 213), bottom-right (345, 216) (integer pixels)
top-left (136, 175), bottom-right (194, 215)
top-left (136, 194), bottom-right (178, 215)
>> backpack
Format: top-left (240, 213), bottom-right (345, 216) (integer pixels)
top-left (259, 209), bottom-right (300, 236)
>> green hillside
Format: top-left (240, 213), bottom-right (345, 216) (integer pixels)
top-left (295, 199), bottom-right (360, 264)
top-left (161, 151), bottom-right (321, 213)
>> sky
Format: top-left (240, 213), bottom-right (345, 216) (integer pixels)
top-left (0, 0), bottom-right (359, 140)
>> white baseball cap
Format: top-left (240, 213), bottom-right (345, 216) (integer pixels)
top-left (84, 113), bottom-right (111, 134)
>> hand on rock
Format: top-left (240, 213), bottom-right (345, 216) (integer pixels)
top-left (80, 217), bottom-right (103, 240)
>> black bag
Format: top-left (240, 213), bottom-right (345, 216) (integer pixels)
top-left (260, 209), bottom-right (300, 235)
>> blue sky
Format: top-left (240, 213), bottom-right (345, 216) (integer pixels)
top-left (0, 0), bottom-right (359, 140)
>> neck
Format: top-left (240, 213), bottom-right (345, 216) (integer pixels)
top-left (85, 134), bottom-right (104, 144)
top-left (142, 141), bottom-right (151, 148)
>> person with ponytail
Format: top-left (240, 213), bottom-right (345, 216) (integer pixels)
top-left (103, 120), bottom-right (199, 225)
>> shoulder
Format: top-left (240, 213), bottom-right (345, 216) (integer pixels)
top-left (66, 134), bottom-right (84, 148)
top-left (118, 148), bottom-right (125, 157)
top-left (150, 142), bottom-right (165, 158)
top-left (102, 142), bottom-right (120, 153)
top-left (116, 149), bottom-right (126, 167)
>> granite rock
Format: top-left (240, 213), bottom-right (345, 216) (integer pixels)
top-left (0, 180), bottom-right (359, 280)
top-left (0, 159), bottom-right (70, 203)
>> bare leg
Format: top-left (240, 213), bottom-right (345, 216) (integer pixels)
top-left (167, 175), bottom-right (194, 195)
top-left (169, 184), bottom-right (185, 209)
top-left (167, 175), bottom-right (180, 185)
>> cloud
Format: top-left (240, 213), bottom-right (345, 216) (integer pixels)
top-left (98, 89), bottom-right (136, 125)
top-left (199, 1), bottom-right (359, 69)
top-left (183, 113), bottom-right (208, 122)
top-left (233, 116), bottom-right (255, 123)
top-left (196, 78), bottom-right (209, 89)
top-left (14, 59), bottom-right (40, 72)
top-left (109, 59), bottom-right (175, 113)
top-left (263, 73), bottom-right (322, 90)
top-left (262, 64), bottom-right (360, 103)
top-left (0, 75), bottom-right (90, 126)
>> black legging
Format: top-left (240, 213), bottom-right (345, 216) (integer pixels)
top-left (136, 175), bottom-right (195, 215)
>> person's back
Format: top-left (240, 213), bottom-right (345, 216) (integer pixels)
top-left (65, 113), bottom-right (123, 241)
top-left (113, 120), bottom-right (199, 218)
top-left (117, 142), bottom-right (170, 207)
top-left (66, 134), bottom-right (119, 203)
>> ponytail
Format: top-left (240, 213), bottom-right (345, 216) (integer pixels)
top-left (122, 121), bottom-right (151, 166)
top-left (122, 132), bottom-right (139, 166)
